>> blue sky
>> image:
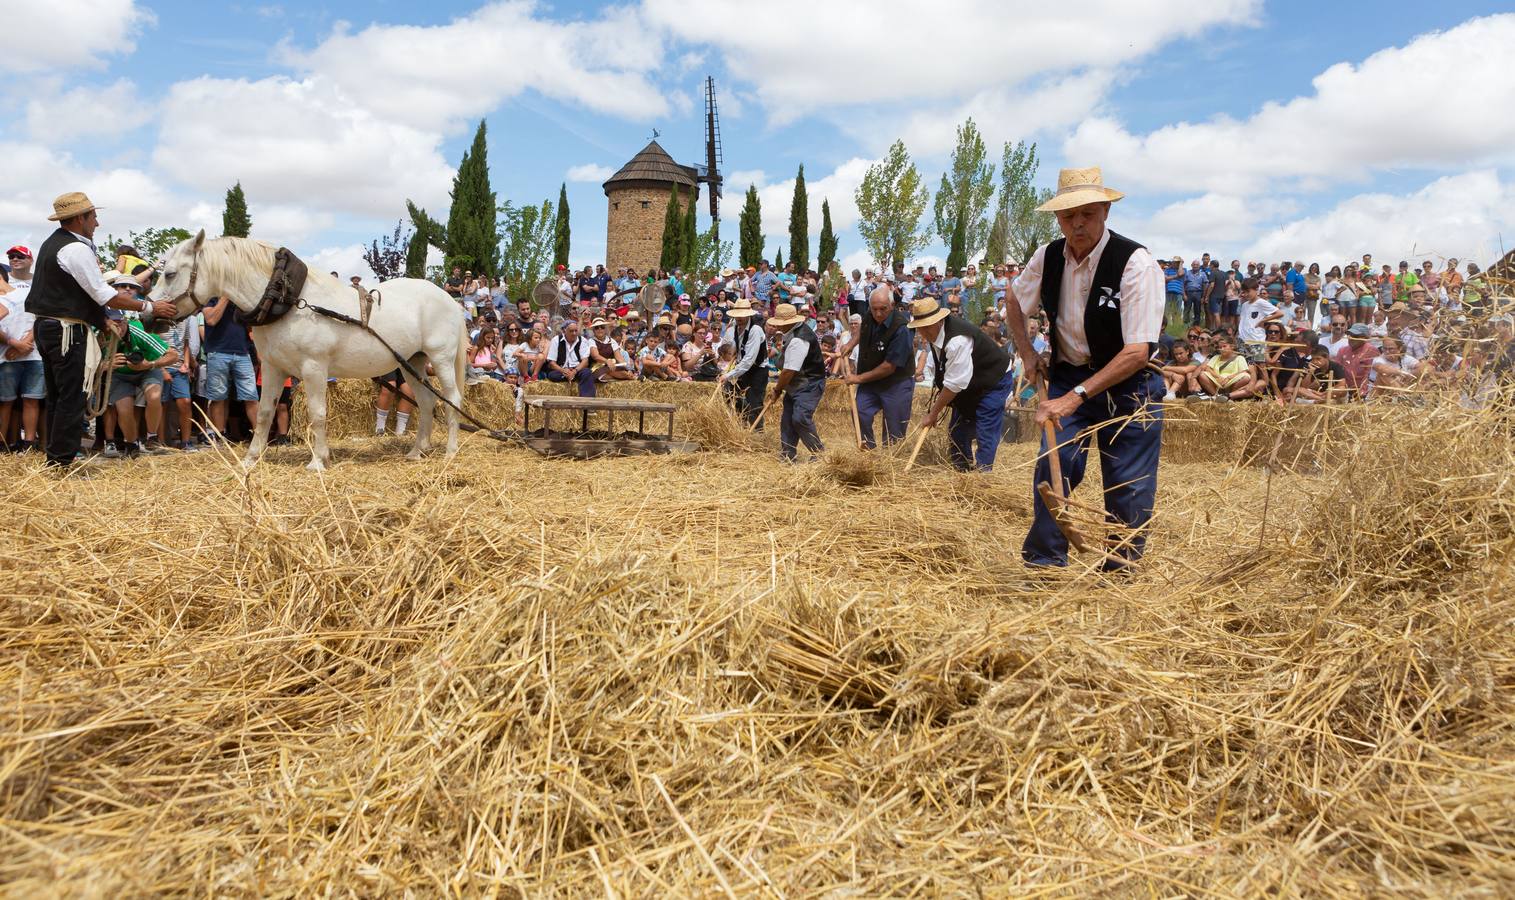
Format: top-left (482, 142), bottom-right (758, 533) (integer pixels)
top-left (7, 1), bottom-right (1515, 279)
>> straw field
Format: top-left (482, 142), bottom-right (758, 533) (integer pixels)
top-left (2, 384), bottom-right (1512, 896)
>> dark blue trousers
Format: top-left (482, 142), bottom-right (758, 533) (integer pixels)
top-left (780, 379), bottom-right (825, 460)
top-left (1023, 363), bottom-right (1164, 569)
top-left (947, 369), bottom-right (1016, 471)
top-left (856, 377), bottom-right (913, 448)
top-left (546, 367), bottom-right (596, 397)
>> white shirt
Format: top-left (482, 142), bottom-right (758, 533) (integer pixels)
top-left (1238, 299), bottom-right (1278, 343)
top-left (921, 328), bottom-right (1012, 393)
top-left (56, 231), bottom-right (120, 307)
top-left (723, 319), bottom-right (766, 379)
top-left (547, 334), bottom-right (591, 369)
top-left (1011, 228), bottom-right (1164, 366)
top-left (1, 288), bottom-right (41, 361)
top-left (781, 328), bottom-right (812, 372)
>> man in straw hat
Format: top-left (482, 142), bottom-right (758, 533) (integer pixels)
top-left (719, 298), bottom-right (769, 427)
top-left (833, 286), bottom-right (915, 447)
top-left (910, 295), bottom-right (1015, 469)
top-left (26, 191), bottom-right (176, 469)
top-left (1003, 167), bottom-right (1166, 571)
top-left (766, 302), bottom-right (826, 460)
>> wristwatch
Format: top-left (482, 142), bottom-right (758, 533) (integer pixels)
top-left (1072, 384), bottom-right (1089, 401)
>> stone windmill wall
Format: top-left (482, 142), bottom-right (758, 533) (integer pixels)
top-left (603, 141), bottom-right (700, 275)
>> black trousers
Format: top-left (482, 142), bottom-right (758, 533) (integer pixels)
top-left (35, 318), bottom-right (88, 467)
top-left (729, 366), bottom-right (769, 431)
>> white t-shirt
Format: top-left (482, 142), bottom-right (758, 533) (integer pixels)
top-left (0, 287), bottom-right (41, 362)
top-left (1238, 299), bottom-right (1278, 344)
top-left (1325, 335), bottom-right (1349, 357)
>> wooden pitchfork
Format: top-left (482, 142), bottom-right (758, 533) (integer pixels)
top-left (1034, 379), bottom-right (1093, 553)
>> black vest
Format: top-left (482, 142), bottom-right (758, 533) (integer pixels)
top-left (553, 335), bottom-right (591, 367)
top-left (733, 318), bottom-right (767, 384)
top-left (931, 314), bottom-right (1011, 411)
top-left (1040, 230), bottom-right (1145, 370)
top-left (856, 308), bottom-right (912, 386)
top-left (25, 228), bottom-right (108, 329)
top-left (783, 323), bottom-right (827, 389)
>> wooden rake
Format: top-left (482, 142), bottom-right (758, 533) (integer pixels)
top-left (1034, 380), bottom-right (1094, 554)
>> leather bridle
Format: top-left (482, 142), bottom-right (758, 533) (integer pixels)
top-left (165, 246), bottom-right (206, 321)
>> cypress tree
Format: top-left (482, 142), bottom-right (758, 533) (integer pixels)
top-left (774, 246), bottom-right (783, 272)
top-left (682, 195), bottom-right (698, 272)
top-left (788, 164), bottom-right (809, 271)
top-left (659, 183), bottom-right (682, 270)
top-left (552, 182), bottom-right (570, 269)
top-left (222, 182), bottom-right (251, 238)
top-left (946, 209), bottom-right (967, 273)
top-left (817, 199), bottom-right (837, 273)
top-left (738, 185), bottom-right (762, 268)
top-left (445, 120), bottom-right (498, 274)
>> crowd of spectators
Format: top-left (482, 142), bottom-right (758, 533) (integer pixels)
top-left (2, 242), bottom-right (1512, 457)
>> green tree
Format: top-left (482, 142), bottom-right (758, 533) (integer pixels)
top-left (946, 208), bottom-right (968, 274)
top-left (984, 206), bottom-right (1010, 266)
top-left (499, 197), bottom-right (556, 301)
top-left (692, 223), bottom-right (732, 275)
top-left (659, 183), bottom-right (683, 270)
top-left (788, 164), bottom-right (809, 271)
top-left (404, 200), bottom-right (446, 279)
top-left (682, 195), bottom-right (699, 272)
top-left (774, 246), bottom-right (783, 271)
top-left (552, 182), bottom-right (570, 269)
top-left (931, 118), bottom-right (994, 269)
top-left (444, 119), bottom-right (499, 275)
top-left (996, 140), bottom-right (1058, 265)
top-left (221, 182), bottom-right (251, 238)
top-left (854, 139), bottom-right (930, 270)
top-left (94, 226), bottom-right (193, 269)
top-left (817, 199), bottom-right (838, 273)
top-left (738, 185), bottom-right (763, 268)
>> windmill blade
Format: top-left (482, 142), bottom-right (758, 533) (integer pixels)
top-left (704, 76), bottom-right (723, 221)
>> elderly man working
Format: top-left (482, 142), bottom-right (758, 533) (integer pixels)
top-left (719, 299), bottom-right (769, 427)
top-left (911, 296), bottom-right (1015, 470)
top-left (832, 286), bottom-right (915, 447)
top-left (765, 303), bottom-right (826, 461)
top-left (1004, 167), bottom-right (1165, 572)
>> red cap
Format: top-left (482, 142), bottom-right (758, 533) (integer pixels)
top-left (556, 264), bottom-right (566, 271)
top-left (6, 245), bottom-right (30, 258)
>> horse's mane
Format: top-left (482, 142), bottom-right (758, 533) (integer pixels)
top-left (202, 236), bottom-right (278, 277)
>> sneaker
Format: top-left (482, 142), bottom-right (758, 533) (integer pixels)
top-left (102, 442), bottom-right (121, 459)
top-left (1214, 393), bottom-right (1232, 402)
top-left (143, 437), bottom-right (166, 454)
top-left (180, 440), bottom-right (199, 452)
top-left (1163, 391), bottom-right (1177, 401)
top-left (1193, 392), bottom-right (1212, 401)
top-left (121, 441), bottom-right (142, 458)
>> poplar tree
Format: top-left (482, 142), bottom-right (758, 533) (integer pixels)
top-left (552, 182), bottom-right (570, 269)
top-left (817, 199), bottom-right (838, 273)
top-left (738, 185), bottom-right (762, 268)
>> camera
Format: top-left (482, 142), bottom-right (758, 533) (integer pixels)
top-left (125, 351), bottom-right (145, 365)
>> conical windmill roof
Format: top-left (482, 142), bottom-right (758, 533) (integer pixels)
top-left (603, 141), bottom-right (698, 193)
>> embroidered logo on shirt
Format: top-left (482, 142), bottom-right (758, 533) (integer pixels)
top-left (1097, 287), bottom-right (1121, 310)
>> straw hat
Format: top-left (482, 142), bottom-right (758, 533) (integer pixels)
top-left (1036, 167), bottom-right (1124, 213)
top-left (48, 191), bottom-right (101, 222)
top-left (589, 318), bottom-right (609, 328)
top-left (726, 299), bottom-right (757, 318)
top-left (905, 297), bottom-right (950, 329)
top-left (107, 271), bottom-right (140, 287)
top-left (768, 303), bottom-right (805, 327)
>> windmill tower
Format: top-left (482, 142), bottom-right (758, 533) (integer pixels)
top-left (602, 77), bottom-right (725, 274)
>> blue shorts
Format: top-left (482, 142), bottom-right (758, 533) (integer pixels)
top-left (164, 368), bottom-right (193, 401)
top-left (205, 352), bottom-right (257, 401)
top-left (0, 360), bottom-right (44, 401)
top-left (1223, 299), bottom-right (1240, 317)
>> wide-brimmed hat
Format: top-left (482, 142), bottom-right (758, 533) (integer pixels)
top-left (719, 268), bottom-right (735, 278)
top-left (768, 303), bottom-right (805, 327)
top-left (1036, 167), bottom-right (1124, 213)
top-left (107, 271), bottom-right (140, 288)
top-left (589, 318), bottom-right (609, 328)
top-left (656, 315), bottom-right (674, 328)
top-left (1387, 302), bottom-right (1411, 315)
top-left (905, 297), bottom-right (950, 329)
top-left (727, 299), bottom-right (757, 318)
top-left (48, 191), bottom-right (101, 222)
top-left (1347, 323), bottom-right (1372, 337)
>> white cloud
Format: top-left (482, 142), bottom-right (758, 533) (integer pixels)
top-left (1, 0), bottom-right (153, 73)
top-left (880, 71), bottom-right (1118, 159)
top-left (566, 163), bottom-right (615, 183)
top-left (1241, 170), bottom-right (1515, 267)
top-left (25, 79), bottom-right (140, 144)
top-left (1066, 14), bottom-right (1515, 195)
top-left (726, 169), bottom-right (767, 192)
top-left (277, 0), bottom-right (673, 133)
top-left (0, 141), bottom-right (194, 246)
top-left (152, 76), bottom-right (455, 219)
top-left (305, 245), bottom-right (378, 284)
top-left (756, 158), bottom-right (873, 240)
top-left (645, 0), bottom-right (1258, 124)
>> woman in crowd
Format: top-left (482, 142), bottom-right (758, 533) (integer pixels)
top-left (467, 325), bottom-right (504, 382)
top-left (1161, 340), bottom-right (1201, 400)
top-left (499, 322), bottom-right (530, 385)
top-left (680, 325), bottom-right (719, 381)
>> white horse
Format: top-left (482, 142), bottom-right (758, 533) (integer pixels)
top-left (150, 230), bottom-right (467, 471)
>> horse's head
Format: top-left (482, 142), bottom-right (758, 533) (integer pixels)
top-left (149, 228), bottom-right (208, 321)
